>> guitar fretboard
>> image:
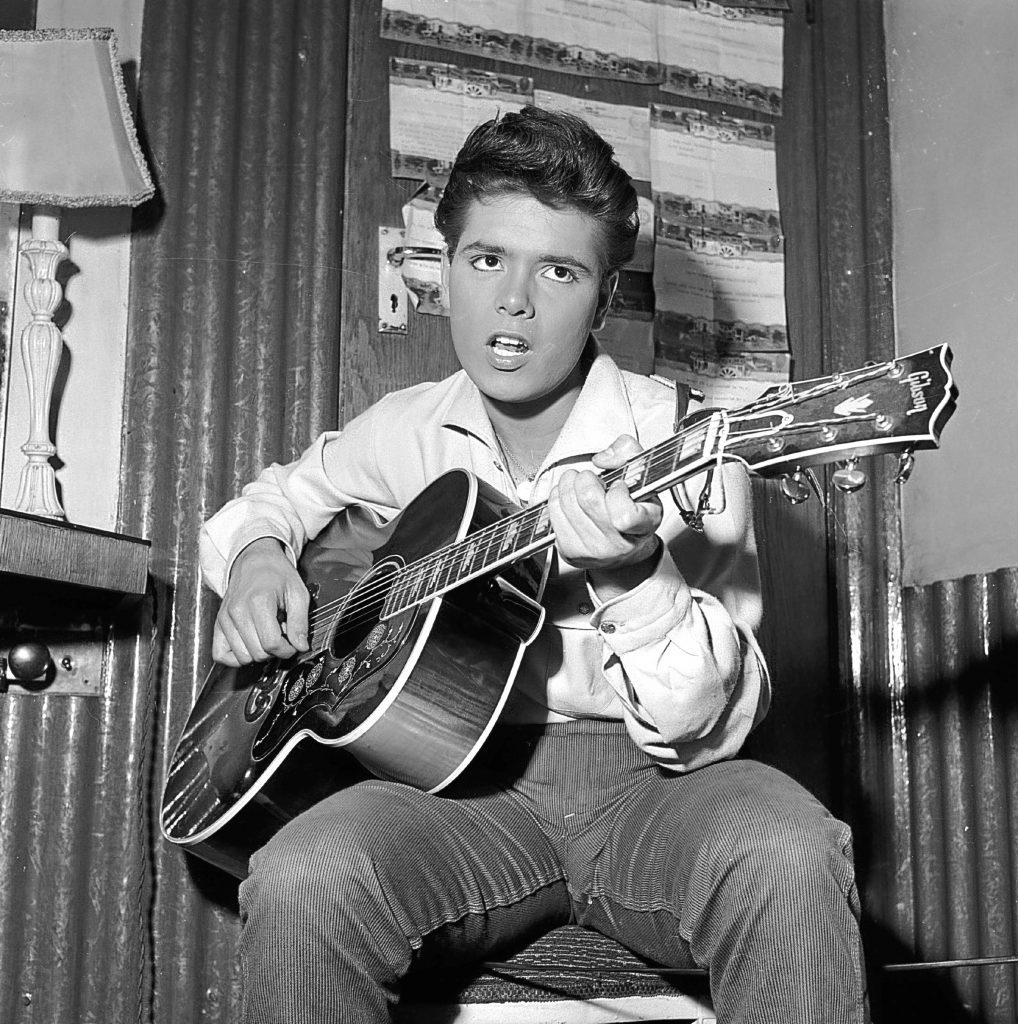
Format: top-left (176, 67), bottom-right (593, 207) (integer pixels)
top-left (383, 412), bottom-right (732, 617)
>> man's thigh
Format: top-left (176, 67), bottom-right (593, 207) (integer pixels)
top-left (573, 759), bottom-right (855, 961)
top-left (248, 777), bottom-right (572, 961)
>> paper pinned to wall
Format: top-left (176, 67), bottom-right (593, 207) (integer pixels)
top-left (389, 57), bottom-right (533, 186)
top-left (382, 0), bottom-right (784, 112)
top-left (399, 191), bottom-right (448, 317)
top-left (533, 88), bottom-right (651, 182)
top-left (651, 349), bottom-right (789, 409)
top-left (656, 1), bottom-right (783, 113)
top-left (534, 89), bottom-right (655, 272)
top-left (382, 0), bottom-right (663, 84)
top-left (382, 4), bottom-right (788, 372)
top-left (649, 101), bottom-right (787, 401)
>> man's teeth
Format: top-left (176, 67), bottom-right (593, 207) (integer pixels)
top-left (492, 336), bottom-right (527, 351)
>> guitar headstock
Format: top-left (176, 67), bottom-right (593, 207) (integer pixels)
top-left (724, 345), bottom-right (957, 482)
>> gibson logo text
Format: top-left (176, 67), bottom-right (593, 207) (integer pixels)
top-left (907, 370), bottom-right (930, 414)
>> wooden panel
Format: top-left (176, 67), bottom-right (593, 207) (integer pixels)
top-left (809, 0), bottom-right (904, 940)
top-left (741, 0), bottom-right (834, 803)
top-left (339, 0), bottom-right (775, 422)
top-left (339, 0), bottom-right (836, 802)
top-left (0, 1), bottom-right (36, 29)
top-left (339, 1), bottom-right (460, 423)
top-left (0, 508), bottom-right (149, 594)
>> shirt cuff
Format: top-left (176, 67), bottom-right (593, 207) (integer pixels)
top-left (587, 543), bottom-right (694, 655)
top-left (199, 523), bottom-right (299, 597)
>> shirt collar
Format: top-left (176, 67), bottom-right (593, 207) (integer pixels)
top-left (437, 341), bottom-right (638, 468)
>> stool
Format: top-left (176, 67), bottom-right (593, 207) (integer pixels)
top-left (396, 925), bottom-right (715, 1023)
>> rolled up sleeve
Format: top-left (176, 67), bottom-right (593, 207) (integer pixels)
top-left (198, 400), bottom-right (405, 597)
top-left (199, 432), bottom-right (346, 595)
top-left (589, 463), bottom-right (771, 770)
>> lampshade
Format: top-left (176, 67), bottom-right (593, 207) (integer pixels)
top-left (0, 27), bottom-right (154, 207)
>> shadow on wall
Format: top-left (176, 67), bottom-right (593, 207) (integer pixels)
top-left (860, 633), bottom-right (1018, 1024)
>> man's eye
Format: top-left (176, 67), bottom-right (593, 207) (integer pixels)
top-left (542, 265), bottom-right (576, 283)
top-left (470, 254), bottom-right (502, 271)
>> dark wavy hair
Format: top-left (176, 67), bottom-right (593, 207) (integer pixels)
top-left (434, 105), bottom-right (639, 276)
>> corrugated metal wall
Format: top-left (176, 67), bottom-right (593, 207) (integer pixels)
top-left (125, 2), bottom-right (349, 1020)
top-left (0, 2), bottom-right (348, 1022)
top-left (0, 624), bottom-right (157, 1023)
top-left (879, 568), bottom-right (1018, 1021)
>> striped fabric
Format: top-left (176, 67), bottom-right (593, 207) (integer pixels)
top-left (238, 721), bottom-right (867, 1022)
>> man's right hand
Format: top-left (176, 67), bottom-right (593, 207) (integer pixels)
top-left (212, 537), bottom-right (311, 667)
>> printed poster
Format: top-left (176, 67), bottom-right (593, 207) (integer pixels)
top-left (382, 0), bottom-right (784, 112)
top-left (389, 57), bottom-right (533, 186)
top-left (649, 102), bottom-right (788, 399)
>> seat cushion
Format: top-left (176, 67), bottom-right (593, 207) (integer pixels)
top-left (402, 924), bottom-right (709, 1006)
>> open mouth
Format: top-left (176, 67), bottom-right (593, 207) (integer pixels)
top-left (488, 333), bottom-right (530, 354)
top-left (485, 333), bottom-right (532, 371)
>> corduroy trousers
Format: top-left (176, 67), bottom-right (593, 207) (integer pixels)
top-left (238, 720), bottom-right (867, 1024)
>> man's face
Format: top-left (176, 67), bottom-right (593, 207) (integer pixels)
top-left (447, 193), bottom-right (616, 412)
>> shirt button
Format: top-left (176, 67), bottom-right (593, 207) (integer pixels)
top-left (578, 601), bottom-right (593, 615)
top-left (600, 622), bottom-right (617, 635)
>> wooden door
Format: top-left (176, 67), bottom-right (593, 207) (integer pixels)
top-left (337, 0), bottom-right (841, 808)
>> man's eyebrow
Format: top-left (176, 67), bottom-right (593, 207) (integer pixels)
top-left (460, 240), bottom-right (596, 276)
top-left (537, 253), bottom-right (596, 276)
top-left (460, 240), bottom-right (507, 256)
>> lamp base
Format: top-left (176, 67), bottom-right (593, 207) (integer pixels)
top-left (15, 449), bottom-right (65, 519)
top-left (13, 209), bottom-right (67, 521)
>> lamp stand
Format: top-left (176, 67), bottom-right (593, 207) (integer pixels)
top-left (13, 205), bottom-right (67, 520)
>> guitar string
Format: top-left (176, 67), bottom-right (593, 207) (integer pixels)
top-left (288, 444), bottom-right (686, 653)
top-left (300, 412), bottom-right (842, 644)
top-left (300, 416), bottom-right (747, 644)
top-left (302, 418), bottom-right (708, 624)
top-left (298, 365), bottom-right (898, 644)
top-left (298, 407), bottom-right (838, 645)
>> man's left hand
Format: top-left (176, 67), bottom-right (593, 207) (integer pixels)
top-left (548, 434), bottom-right (663, 598)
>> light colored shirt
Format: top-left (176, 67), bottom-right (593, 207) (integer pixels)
top-left (199, 350), bottom-right (771, 771)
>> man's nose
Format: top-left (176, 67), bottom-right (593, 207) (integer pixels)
top-left (496, 271), bottom-right (534, 317)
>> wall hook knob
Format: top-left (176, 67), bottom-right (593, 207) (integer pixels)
top-left (7, 642), bottom-right (53, 683)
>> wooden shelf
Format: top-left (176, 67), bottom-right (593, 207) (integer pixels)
top-left (0, 507), bottom-right (150, 597)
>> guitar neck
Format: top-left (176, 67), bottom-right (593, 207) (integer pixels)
top-left (383, 410), bottom-right (743, 618)
top-left (382, 344), bottom-right (957, 618)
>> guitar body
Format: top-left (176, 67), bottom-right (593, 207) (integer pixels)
top-left (160, 470), bottom-right (547, 877)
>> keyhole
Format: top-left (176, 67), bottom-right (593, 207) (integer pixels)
top-left (390, 293), bottom-right (398, 313)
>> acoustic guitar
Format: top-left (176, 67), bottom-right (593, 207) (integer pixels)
top-left (161, 345), bottom-right (956, 877)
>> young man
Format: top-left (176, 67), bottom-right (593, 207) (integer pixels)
top-left (200, 107), bottom-right (867, 1023)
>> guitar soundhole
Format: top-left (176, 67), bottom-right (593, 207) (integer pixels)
top-left (252, 562), bottom-right (414, 759)
top-left (327, 559), bottom-right (402, 660)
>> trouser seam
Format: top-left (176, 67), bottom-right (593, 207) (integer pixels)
top-left (413, 878), bottom-right (569, 948)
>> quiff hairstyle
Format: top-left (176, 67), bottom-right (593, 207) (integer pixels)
top-left (434, 105), bottom-right (639, 276)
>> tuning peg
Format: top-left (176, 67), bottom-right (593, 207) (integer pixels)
top-left (895, 450), bottom-right (915, 484)
top-left (780, 470), bottom-right (811, 504)
top-left (832, 459), bottom-right (867, 493)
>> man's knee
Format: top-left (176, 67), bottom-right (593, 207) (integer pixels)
top-left (683, 763), bottom-right (859, 908)
top-left (698, 797), bottom-right (859, 926)
top-left (241, 782), bottom-right (408, 921)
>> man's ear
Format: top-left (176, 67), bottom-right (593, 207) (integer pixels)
top-left (593, 270), bottom-right (619, 332)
